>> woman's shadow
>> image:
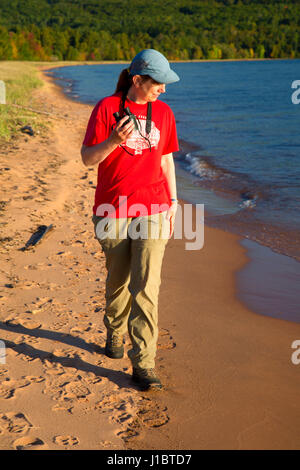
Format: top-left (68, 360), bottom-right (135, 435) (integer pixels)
top-left (0, 320), bottom-right (133, 389)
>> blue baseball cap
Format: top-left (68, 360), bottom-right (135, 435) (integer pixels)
top-left (129, 49), bottom-right (180, 84)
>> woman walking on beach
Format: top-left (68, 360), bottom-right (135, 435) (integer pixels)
top-left (81, 49), bottom-right (179, 391)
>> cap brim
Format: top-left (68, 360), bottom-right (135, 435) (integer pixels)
top-left (150, 68), bottom-right (180, 84)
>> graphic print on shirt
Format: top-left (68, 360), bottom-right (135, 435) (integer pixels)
top-left (122, 116), bottom-right (160, 155)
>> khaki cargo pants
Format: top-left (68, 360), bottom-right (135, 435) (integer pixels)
top-left (92, 211), bottom-right (170, 369)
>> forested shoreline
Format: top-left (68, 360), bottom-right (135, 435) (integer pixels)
top-left (0, 0), bottom-right (299, 61)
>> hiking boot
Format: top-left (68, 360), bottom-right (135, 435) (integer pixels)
top-left (132, 367), bottom-right (162, 391)
top-left (105, 331), bottom-right (124, 359)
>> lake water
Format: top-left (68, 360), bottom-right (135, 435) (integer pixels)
top-left (46, 60), bottom-right (300, 322)
top-left (47, 60), bottom-right (300, 261)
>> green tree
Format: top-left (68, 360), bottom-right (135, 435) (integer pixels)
top-left (65, 45), bottom-right (79, 61)
top-left (257, 44), bottom-right (265, 59)
top-left (0, 0), bottom-right (299, 60)
top-left (192, 45), bottom-right (203, 60)
top-left (0, 26), bottom-right (13, 59)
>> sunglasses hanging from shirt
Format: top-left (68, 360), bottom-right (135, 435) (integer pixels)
top-left (112, 93), bottom-right (152, 156)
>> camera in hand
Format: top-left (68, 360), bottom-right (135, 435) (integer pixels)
top-left (113, 107), bottom-right (139, 130)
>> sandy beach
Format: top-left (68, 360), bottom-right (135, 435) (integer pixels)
top-left (0, 66), bottom-right (300, 450)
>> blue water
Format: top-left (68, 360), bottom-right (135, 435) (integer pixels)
top-left (47, 60), bottom-right (300, 261)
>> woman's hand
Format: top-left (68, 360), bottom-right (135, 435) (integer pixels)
top-left (81, 115), bottom-right (135, 167)
top-left (166, 200), bottom-right (178, 238)
top-left (109, 115), bottom-right (135, 146)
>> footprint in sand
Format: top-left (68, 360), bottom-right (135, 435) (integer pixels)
top-left (0, 384), bottom-right (15, 400)
top-left (0, 412), bottom-right (32, 435)
top-left (136, 397), bottom-right (169, 428)
top-left (26, 297), bottom-right (53, 314)
top-left (44, 280), bottom-right (59, 290)
top-left (24, 263), bottom-right (50, 271)
top-left (99, 440), bottom-right (116, 448)
top-left (25, 376), bottom-right (45, 384)
top-left (43, 359), bottom-right (65, 376)
top-left (20, 280), bottom-right (41, 290)
top-left (157, 328), bottom-right (176, 350)
top-left (0, 378), bottom-right (31, 399)
top-left (58, 240), bottom-right (72, 247)
top-left (62, 381), bottom-right (92, 402)
top-left (70, 239), bottom-right (85, 247)
top-left (43, 371), bottom-right (92, 403)
top-left (0, 365), bottom-right (9, 375)
top-left (24, 264), bottom-right (38, 270)
top-left (51, 320), bottom-right (68, 331)
top-left (52, 403), bottom-right (73, 413)
top-left (53, 435), bottom-right (79, 446)
top-left (15, 350), bottom-right (41, 363)
top-left (95, 392), bottom-right (136, 429)
top-left (15, 335), bottom-right (40, 345)
top-left (116, 427), bottom-right (140, 442)
top-left (70, 322), bottom-right (94, 335)
top-left (4, 317), bottom-right (27, 328)
top-left (70, 322), bottom-right (99, 338)
top-left (97, 439), bottom-right (120, 449)
top-left (83, 373), bottom-right (102, 386)
top-left (71, 312), bottom-right (90, 320)
top-left (43, 379), bottom-right (68, 402)
top-left (52, 348), bottom-right (86, 362)
top-left (13, 435), bottom-right (48, 450)
top-left (116, 398), bottom-right (170, 443)
top-left (19, 319), bottom-right (42, 330)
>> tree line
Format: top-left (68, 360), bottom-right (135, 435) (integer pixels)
top-left (0, 0), bottom-right (299, 61)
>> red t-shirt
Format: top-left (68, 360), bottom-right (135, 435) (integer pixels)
top-left (82, 92), bottom-right (179, 217)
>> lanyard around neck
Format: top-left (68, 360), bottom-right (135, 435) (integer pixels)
top-left (121, 91), bottom-right (152, 136)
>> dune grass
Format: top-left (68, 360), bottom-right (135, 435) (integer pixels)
top-left (0, 61), bottom-right (47, 141)
top-left (0, 59), bottom-right (129, 142)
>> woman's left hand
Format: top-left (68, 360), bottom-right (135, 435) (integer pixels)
top-left (166, 201), bottom-right (178, 238)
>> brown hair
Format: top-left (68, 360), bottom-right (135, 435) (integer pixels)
top-left (115, 69), bottom-right (159, 94)
top-left (115, 68), bottom-right (133, 94)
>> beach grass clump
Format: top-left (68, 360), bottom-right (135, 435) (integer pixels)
top-left (0, 61), bottom-right (46, 141)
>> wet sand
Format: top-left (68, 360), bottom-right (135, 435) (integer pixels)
top-left (0, 66), bottom-right (300, 450)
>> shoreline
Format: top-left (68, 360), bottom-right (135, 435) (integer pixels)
top-left (11, 57), bottom-right (300, 68)
top-left (0, 64), bottom-right (299, 449)
top-left (45, 63), bottom-right (300, 257)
